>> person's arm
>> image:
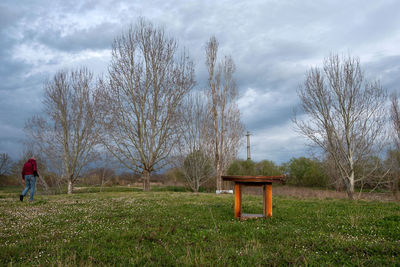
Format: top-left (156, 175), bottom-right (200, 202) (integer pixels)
top-left (33, 160), bottom-right (39, 177)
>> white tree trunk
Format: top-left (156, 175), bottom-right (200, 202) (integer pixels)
top-left (67, 179), bottom-right (73, 195)
top-left (347, 172), bottom-right (355, 200)
top-left (216, 162), bottom-right (223, 191)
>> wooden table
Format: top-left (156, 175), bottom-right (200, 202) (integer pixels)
top-left (221, 175), bottom-right (285, 220)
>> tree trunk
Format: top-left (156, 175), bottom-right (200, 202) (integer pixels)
top-left (143, 170), bottom-right (150, 192)
top-left (195, 179), bottom-right (199, 193)
top-left (67, 179), bottom-right (73, 194)
top-left (393, 176), bottom-right (399, 201)
top-left (344, 172), bottom-right (355, 200)
top-left (38, 175), bottom-right (50, 194)
top-left (216, 163), bottom-right (223, 191)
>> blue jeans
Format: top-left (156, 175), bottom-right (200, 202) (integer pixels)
top-left (22, 175), bottom-right (36, 201)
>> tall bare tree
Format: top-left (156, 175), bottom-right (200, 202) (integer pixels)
top-left (175, 93), bottom-right (214, 192)
top-left (294, 54), bottom-right (386, 199)
top-left (205, 36), bottom-right (245, 191)
top-left (25, 68), bottom-right (101, 194)
top-left (100, 18), bottom-right (195, 191)
top-left (389, 93), bottom-right (400, 199)
top-left (97, 151), bottom-right (120, 191)
top-left (391, 93), bottom-right (400, 150)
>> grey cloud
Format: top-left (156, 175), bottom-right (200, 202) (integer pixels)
top-left (32, 22), bottom-right (120, 52)
top-left (0, 138), bottom-right (24, 159)
top-left (243, 106), bottom-right (295, 133)
top-left (0, 4), bottom-right (20, 30)
top-left (239, 87), bottom-right (299, 130)
top-left (365, 55), bottom-right (400, 93)
top-left (331, 2), bottom-right (400, 47)
top-left (0, 60), bottom-right (31, 90)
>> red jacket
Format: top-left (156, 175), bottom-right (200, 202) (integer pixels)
top-left (21, 158), bottom-right (38, 179)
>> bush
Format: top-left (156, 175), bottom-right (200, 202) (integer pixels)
top-left (255, 160), bottom-right (282, 176)
top-left (227, 159), bottom-right (282, 176)
top-left (227, 160), bottom-right (256, 175)
top-left (0, 175), bottom-right (19, 186)
top-left (284, 157), bottom-right (328, 187)
top-left (164, 168), bottom-right (186, 185)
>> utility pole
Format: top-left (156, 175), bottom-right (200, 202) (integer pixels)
top-left (246, 131), bottom-right (251, 160)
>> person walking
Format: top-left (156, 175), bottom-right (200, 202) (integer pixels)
top-left (20, 157), bottom-right (39, 202)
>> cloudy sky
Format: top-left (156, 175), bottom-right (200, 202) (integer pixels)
top-left (1, 0), bottom-right (399, 164)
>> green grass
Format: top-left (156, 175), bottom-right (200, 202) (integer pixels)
top-left (1, 187), bottom-right (399, 266)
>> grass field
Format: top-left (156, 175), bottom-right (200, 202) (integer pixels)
top-left (1, 186), bottom-right (399, 266)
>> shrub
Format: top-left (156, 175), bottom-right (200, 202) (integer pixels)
top-left (284, 157), bottom-right (329, 187)
top-left (227, 159), bottom-right (281, 176)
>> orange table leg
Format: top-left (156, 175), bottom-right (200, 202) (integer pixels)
top-left (263, 184), bottom-right (272, 217)
top-left (234, 183), bottom-right (242, 219)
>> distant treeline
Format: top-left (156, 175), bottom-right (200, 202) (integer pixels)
top-left (2, 152), bottom-right (398, 197)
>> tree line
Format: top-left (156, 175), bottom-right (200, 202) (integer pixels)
top-left (1, 18), bottom-right (399, 200)
top-left (227, 155), bottom-right (399, 199)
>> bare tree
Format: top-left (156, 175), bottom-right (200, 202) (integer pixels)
top-left (0, 153), bottom-right (12, 176)
top-left (25, 68), bottom-right (101, 194)
top-left (294, 54), bottom-right (387, 199)
top-left (100, 18), bottom-right (195, 191)
top-left (391, 93), bottom-right (400, 150)
top-left (389, 93), bottom-right (400, 199)
top-left (175, 93), bottom-right (214, 192)
top-left (97, 151), bottom-right (120, 191)
top-left (205, 36), bottom-right (244, 191)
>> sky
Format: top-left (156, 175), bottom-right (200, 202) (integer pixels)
top-left (1, 0), bottom-right (400, 164)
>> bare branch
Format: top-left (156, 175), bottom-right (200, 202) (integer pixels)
top-left (205, 36), bottom-right (245, 191)
top-left (101, 18), bottom-right (195, 191)
top-left (294, 54), bottom-right (387, 199)
top-left (173, 92), bottom-right (215, 192)
top-left (25, 67), bottom-right (101, 194)
top-left (389, 93), bottom-right (400, 199)
top-left (0, 153), bottom-right (12, 176)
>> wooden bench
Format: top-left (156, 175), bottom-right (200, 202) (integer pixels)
top-left (221, 175), bottom-right (286, 220)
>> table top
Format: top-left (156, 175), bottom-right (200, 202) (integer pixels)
top-left (221, 175), bottom-right (286, 184)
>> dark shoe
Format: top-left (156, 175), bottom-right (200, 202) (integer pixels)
top-left (20, 195), bottom-right (23, 202)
